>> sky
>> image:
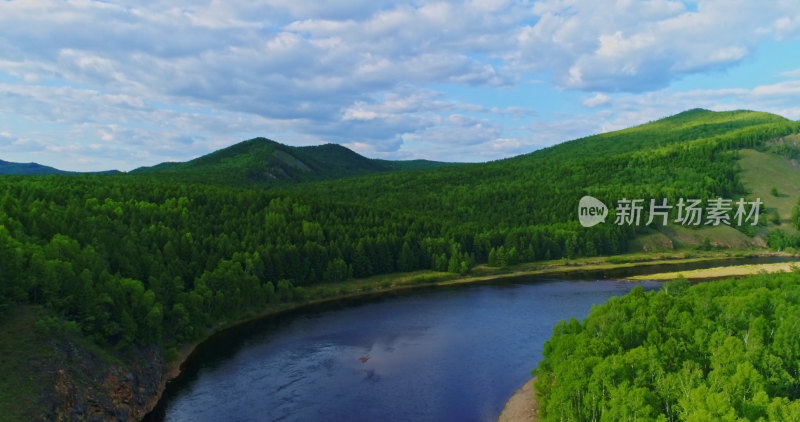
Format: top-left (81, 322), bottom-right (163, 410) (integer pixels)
top-left (2, 1), bottom-right (800, 172)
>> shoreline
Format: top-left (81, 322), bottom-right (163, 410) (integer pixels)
top-left (626, 261), bottom-right (800, 281)
top-left (497, 377), bottom-right (538, 422)
top-left (146, 250), bottom-right (794, 419)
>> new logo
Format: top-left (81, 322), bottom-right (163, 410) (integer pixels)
top-left (578, 196), bottom-right (608, 227)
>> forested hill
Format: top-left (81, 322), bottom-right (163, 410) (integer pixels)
top-left (0, 159), bottom-right (70, 175)
top-left (518, 108), bottom-right (792, 161)
top-left (2, 108), bottom-right (800, 419)
top-left (131, 137), bottom-right (454, 185)
top-left (0, 159), bottom-right (120, 176)
top-left (291, 109), bottom-right (800, 240)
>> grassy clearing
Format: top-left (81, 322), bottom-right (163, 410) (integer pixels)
top-left (739, 149), bottom-right (800, 231)
top-left (629, 148), bottom-right (800, 253)
top-left (627, 262), bottom-right (800, 281)
top-left (659, 225), bottom-right (766, 249)
top-left (628, 231), bottom-right (676, 252)
top-left (449, 249), bottom-right (790, 283)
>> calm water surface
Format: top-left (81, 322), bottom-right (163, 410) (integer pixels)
top-left (147, 256), bottom-right (796, 422)
top-left (147, 279), bottom-right (660, 422)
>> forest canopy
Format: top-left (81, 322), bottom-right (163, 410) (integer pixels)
top-left (535, 272), bottom-right (800, 421)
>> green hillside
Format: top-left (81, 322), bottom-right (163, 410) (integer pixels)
top-left (0, 159), bottom-right (68, 175)
top-left (131, 137), bottom-right (454, 185)
top-left (0, 159), bottom-right (121, 175)
top-left (739, 146), bottom-right (800, 230)
top-left (291, 109), bottom-right (800, 250)
top-left (525, 108), bottom-right (790, 161)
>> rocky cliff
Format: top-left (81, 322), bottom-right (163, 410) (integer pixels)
top-left (38, 340), bottom-right (165, 422)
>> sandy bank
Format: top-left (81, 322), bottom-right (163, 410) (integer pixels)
top-left (627, 261), bottom-right (800, 281)
top-left (497, 377), bottom-right (538, 422)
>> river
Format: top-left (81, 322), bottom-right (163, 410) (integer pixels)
top-left (144, 256), bottom-right (794, 422)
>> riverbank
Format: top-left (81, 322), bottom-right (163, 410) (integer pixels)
top-left (626, 261), bottom-right (800, 281)
top-left (149, 249), bottom-right (794, 420)
top-left (497, 377), bottom-right (538, 422)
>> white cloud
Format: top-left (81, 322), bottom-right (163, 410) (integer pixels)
top-left (780, 67), bottom-right (800, 78)
top-left (513, 0), bottom-right (800, 92)
top-left (583, 93), bottom-right (611, 108)
top-left (1, 0), bottom-right (800, 170)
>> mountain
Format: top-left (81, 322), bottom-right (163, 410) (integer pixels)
top-left (0, 159), bottom-right (70, 175)
top-left (292, 108), bottom-right (800, 251)
top-left (0, 159), bottom-right (122, 175)
top-left (131, 137), bottom-right (455, 185)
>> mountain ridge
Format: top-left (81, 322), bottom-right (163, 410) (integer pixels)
top-left (130, 137), bottom-right (457, 185)
top-left (289, 108), bottom-right (800, 251)
top-left (5, 109), bottom-right (792, 182)
top-left (0, 159), bottom-right (121, 175)
top-left (0, 159), bottom-right (70, 175)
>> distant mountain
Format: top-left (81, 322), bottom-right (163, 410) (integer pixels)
top-left (131, 138), bottom-right (456, 185)
top-left (0, 159), bottom-right (69, 175)
top-left (0, 159), bottom-right (121, 175)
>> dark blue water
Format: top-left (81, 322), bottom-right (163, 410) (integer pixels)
top-left (145, 256), bottom-right (800, 422)
top-left (147, 278), bottom-right (661, 422)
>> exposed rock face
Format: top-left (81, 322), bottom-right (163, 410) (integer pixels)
top-left (40, 340), bottom-right (165, 422)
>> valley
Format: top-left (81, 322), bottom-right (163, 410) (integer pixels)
top-left (3, 109), bottom-right (800, 420)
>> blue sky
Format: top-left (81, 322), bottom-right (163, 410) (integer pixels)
top-left (2, 0), bottom-right (800, 171)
